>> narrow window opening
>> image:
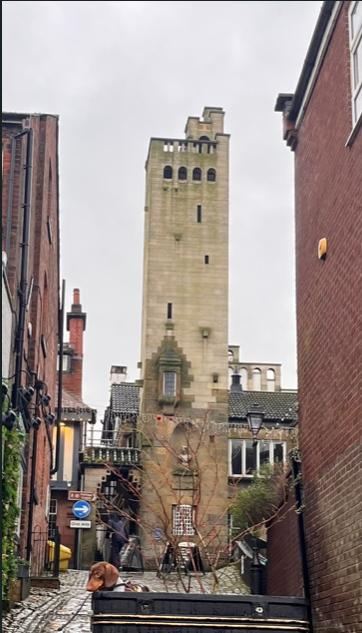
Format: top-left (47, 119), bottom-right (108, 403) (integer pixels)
top-left (163, 371), bottom-right (176, 397)
top-left (192, 168), bottom-right (202, 182)
top-left (204, 255), bottom-right (209, 264)
top-left (197, 205), bottom-right (202, 223)
top-left (178, 166), bottom-right (187, 181)
top-left (207, 168), bottom-right (216, 182)
top-left (167, 303), bottom-right (172, 319)
top-left (163, 165), bottom-right (173, 179)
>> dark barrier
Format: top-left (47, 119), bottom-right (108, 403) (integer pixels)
top-left (30, 525), bottom-right (60, 577)
top-left (91, 592), bottom-right (310, 632)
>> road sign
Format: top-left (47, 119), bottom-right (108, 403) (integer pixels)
top-left (73, 500), bottom-right (91, 519)
top-left (68, 491), bottom-right (96, 502)
top-left (70, 520), bottom-right (91, 529)
top-left (153, 528), bottom-right (163, 541)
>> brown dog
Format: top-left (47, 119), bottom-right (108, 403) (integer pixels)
top-left (86, 561), bottom-right (150, 593)
top-left (86, 562), bottom-right (119, 592)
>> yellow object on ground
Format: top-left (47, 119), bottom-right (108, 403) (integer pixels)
top-left (48, 540), bottom-right (72, 572)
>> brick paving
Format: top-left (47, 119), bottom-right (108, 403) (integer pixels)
top-left (2, 565), bottom-right (248, 633)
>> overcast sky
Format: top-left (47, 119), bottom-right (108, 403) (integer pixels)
top-left (3, 1), bottom-right (323, 417)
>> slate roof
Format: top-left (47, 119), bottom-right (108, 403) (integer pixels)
top-left (229, 391), bottom-right (298, 423)
top-left (110, 383), bottom-right (140, 415)
top-left (55, 386), bottom-right (94, 412)
top-left (108, 383), bottom-right (298, 423)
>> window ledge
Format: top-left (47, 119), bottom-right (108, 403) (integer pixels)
top-left (346, 114), bottom-right (362, 147)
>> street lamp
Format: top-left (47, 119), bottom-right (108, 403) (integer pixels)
top-left (246, 403), bottom-right (265, 595)
top-left (246, 403), bottom-right (264, 471)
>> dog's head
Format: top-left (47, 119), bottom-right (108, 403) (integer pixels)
top-left (86, 562), bottom-right (119, 592)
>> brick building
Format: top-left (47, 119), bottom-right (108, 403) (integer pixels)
top-left (2, 112), bottom-right (60, 571)
top-left (51, 289), bottom-right (95, 568)
top-left (271, 2), bottom-right (362, 630)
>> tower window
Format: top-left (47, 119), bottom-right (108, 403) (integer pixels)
top-left (207, 168), bottom-right (216, 182)
top-left (163, 371), bottom-right (176, 397)
top-left (267, 369), bottom-right (276, 392)
top-left (197, 205), bottom-right (202, 223)
top-left (192, 168), bottom-right (202, 182)
top-left (178, 166), bottom-right (187, 181)
top-left (163, 165), bottom-right (173, 179)
top-left (199, 135), bottom-right (210, 141)
top-left (253, 368), bottom-right (262, 391)
top-left (204, 255), bottom-right (209, 264)
top-left (167, 303), bottom-right (172, 319)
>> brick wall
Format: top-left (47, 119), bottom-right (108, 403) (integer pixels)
top-left (273, 3), bottom-right (362, 631)
top-left (266, 486), bottom-right (303, 596)
top-left (2, 113), bottom-right (60, 562)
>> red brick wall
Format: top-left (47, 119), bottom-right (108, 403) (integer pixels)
top-left (267, 489), bottom-right (303, 596)
top-left (290, 3), bottom-right (362, 630)
top-left (2, 114), bottom-right (60, 564)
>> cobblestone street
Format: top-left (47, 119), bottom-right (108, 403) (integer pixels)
top-left (2, 566), bottom-right (248, 633)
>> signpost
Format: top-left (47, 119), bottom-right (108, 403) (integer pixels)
top-left (70, 520), bottom-right (91, 529)
top-left (72, 500), bottom-right (91, 519)
top-left (68, 491), bottom-right (97, 502)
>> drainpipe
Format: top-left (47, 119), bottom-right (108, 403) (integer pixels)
top-left (5, 136), bottom-right (16, 260)
top-left (12, 126), bottom-right (34, 410)
top-left (291, 452), bottom-right (314, 633)
top-left (26, 419), bottom-right (39, 562)
top-left (51, 279), bottom-right (65, 475)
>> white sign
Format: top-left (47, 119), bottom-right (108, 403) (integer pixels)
top-left (70, 520), bottom-right (91, 529)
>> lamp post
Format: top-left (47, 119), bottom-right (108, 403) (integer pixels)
top-left (246, 403), bottom-right (264, 472)
top-left (246, 404), bottom-right (264, 595)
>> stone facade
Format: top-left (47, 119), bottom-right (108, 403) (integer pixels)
top-left (139, 108), bottom-right (230, 560)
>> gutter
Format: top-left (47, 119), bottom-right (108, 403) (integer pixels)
top-left (275, 1), bottom-right (336, 121)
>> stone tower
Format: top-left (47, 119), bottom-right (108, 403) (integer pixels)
top-left (140, 107), bottom-right (230, 418)
top-left (138, 108), bottom-right (230, 562)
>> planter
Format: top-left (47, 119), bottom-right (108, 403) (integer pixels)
top-left (9, 577), bottom-right (31, 602)
top-left (17, 564), bottom-right (30, 579)
top-left (91, 592), bottom-right (310, 632)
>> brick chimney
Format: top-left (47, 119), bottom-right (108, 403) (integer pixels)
top-left (63, 289), bottom-right (87, 398)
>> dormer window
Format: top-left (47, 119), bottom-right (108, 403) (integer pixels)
top-left (163, 371), bottom-right (177, 397)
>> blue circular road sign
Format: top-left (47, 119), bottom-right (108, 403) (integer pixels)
top-left (73, 500), bottom-right (91, 519)
top-left (153, 528), bottom-right (163, 541)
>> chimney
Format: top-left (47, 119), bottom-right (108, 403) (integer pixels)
top-left (230, 372), bottom-right (242, 393)
top-left (63, 289), bottom-right (87, 398)
top-left (110, 365), bottom-right (128, 384)
top-left (67, 289), bottom-right (87, 356)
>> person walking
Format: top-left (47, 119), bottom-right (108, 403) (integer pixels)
top-left (106, 513), bottom-right (128, 570)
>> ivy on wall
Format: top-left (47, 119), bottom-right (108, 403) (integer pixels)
top-left (2, 395), bottom-right (23, 600)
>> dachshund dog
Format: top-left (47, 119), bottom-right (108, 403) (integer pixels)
top-left (86, 561), bottom-right (150, 593)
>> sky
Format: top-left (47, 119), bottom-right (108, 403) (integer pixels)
top-left (3, 1), bottom-right (323, 418)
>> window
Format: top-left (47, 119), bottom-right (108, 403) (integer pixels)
top-left (57, 354), bottom-right (71, 373)
top-left (192, 167), bottom-right (201, 182)
top-left (207, 168), bottom-right (216, 182)
top-left (197, 205), bottom-right (202, 223)
top-left (350, 1), bottom-right (362, 124)
top-left (172, 504), bottom-right (195, 536)
top-left (240, 367), bottom-right (248, 391)
top-left (204, 255), bottom-right (209, 264)
top-left (163, 371), bottom-right (176, 396)
top-left (178, 166), bottom-right (187, 181)
top-left (229, 439), bottom-right (286, 477)
top-left (48, 498), bottom-right (58, 536)
top-left (267, 369), bottom-right (275, 392)
top-left (167, 302), bottom-right (172, 319)
top-left (199, 135), bottom-right (210, 141)
top-left (253, 368), bottom-right (261, 390)
top-left (163, 165), bottom-right (173, 179)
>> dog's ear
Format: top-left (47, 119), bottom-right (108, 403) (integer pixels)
top-left (103, 563), bottom-right (119, 588)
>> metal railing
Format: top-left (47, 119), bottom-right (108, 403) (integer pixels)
top-left (80, 427), bottom-right (140, 465)
top-left (30, 525), bottom-right (61, 577)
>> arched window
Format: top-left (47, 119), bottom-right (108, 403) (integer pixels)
top-left (207, 168), bottom-right (216, 182)
top-left (178, 166), bottom-right (187, 181)
top-left (253, 368), bottom-right (261, 391)
top-left (199, 135), bottom-right (210, 141)
top-left (192, 167), bottom-right (202, 182)
top-left (163, 165), bottom-right (173, 179)
top-left (267, 369), bottom-right (275, 392)
top-left (240, 368), bottom-right (248, 391)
